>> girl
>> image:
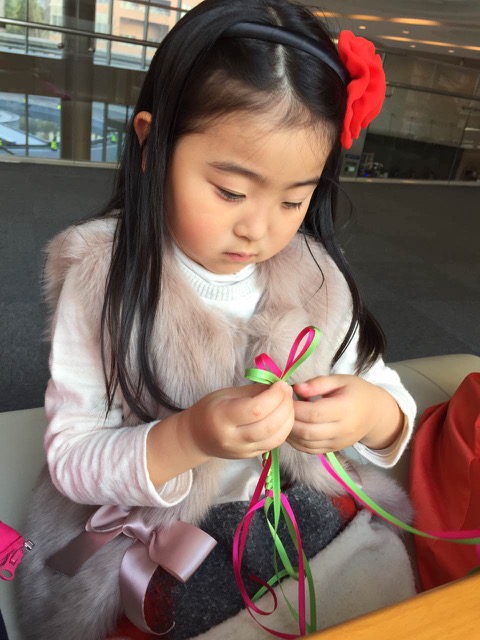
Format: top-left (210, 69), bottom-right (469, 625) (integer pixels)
top-left (16, 1), bottom-right (417, 638)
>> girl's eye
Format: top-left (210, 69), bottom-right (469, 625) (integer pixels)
top-left (283, 202), bottom-right (303, 210)
top-left (217, 187), bottom-right (245, 202)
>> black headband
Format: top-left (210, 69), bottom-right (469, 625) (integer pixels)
top-left (223, 22), bottom-right (349, 86)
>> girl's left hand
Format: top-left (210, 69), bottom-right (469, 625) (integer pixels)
top-left (289, 374), bottom-right (404, 454)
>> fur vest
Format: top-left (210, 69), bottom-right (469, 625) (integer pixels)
top-left (15, 217), bottom-right (412, 640)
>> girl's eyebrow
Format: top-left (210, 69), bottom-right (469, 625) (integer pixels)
top-left (207, 161), bottom-right (321, 189)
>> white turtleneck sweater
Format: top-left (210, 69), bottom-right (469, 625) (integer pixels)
top-left (44, 247), bottom-right (415, 508)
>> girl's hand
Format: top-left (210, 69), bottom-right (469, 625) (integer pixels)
top-left (179, 381), bottom-right (295, 460)
top-left (289, 375), bottom-right (404, 454)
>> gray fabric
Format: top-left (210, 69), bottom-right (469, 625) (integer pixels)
top-left (145, 485), bottom-right (344, 639)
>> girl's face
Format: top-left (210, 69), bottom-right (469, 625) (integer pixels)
top-left (165, 111), bottom-right (331, 274)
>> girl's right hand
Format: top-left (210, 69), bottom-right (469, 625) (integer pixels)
top-left (179, 381), bottom-right (295, 460)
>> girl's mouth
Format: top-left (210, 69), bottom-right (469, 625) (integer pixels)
top-left (224, 252), bottom-right (256, 262)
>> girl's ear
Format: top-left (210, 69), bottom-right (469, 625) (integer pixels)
top-left (133, 111), bottom-right (152, 145)
top-left (133, 111), bottom-right (152, 171)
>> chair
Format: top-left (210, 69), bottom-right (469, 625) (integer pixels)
top-left (1, 353), bottom-right (479, 640)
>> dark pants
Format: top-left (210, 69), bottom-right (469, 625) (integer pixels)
top-left (0, 609), bottom-right (9, 640)
top-left (143, 485), bottom-right (347, 639)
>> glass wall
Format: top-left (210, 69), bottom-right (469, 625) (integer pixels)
top-left (348, 53), bottom-right (480, 181)
top-left (1, 0), bottom-right (479, 181)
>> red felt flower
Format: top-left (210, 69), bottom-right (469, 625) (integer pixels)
top-left (337, 30), bottom-right (386, 149)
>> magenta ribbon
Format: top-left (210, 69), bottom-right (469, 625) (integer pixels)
top-left (46, 506), bottom-right (216, 635)
top-left (235, 324), bottom-right (480, 638)
top-left (234, 327), bottom-right (320, 638)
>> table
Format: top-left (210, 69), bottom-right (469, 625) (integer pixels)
top-left (310, 573), bottom-right (479, 639)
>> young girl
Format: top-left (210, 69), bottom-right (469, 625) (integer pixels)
top-left (16, 1), bottom-right (417, 638)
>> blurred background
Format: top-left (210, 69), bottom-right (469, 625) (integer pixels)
top-left (1, 0), bottom-right (479, 177)
top-left (1, 0), bottom-right (479, 411)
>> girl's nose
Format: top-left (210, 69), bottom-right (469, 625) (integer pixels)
top-left (233, 207), bottom-right (269, 241)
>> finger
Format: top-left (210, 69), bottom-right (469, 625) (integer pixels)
top-left (239, 387), bottom-right (295, 441)
top-left (293, 396), bottom-right (342, 426)
top-left (293, 375), bottom-right (347, 399)
top-left (291, 420), bottom-right (339, 444)
top-left (235, 387), bottom-right (294, 453)
top-left (230, 382), bottom-right (270, 398)
top-left (228, 380), bottom-right (293, 425)
top-left (286, 436), bottom-right (337, 455)
top-left (244, 408), bottom-right (295, 455)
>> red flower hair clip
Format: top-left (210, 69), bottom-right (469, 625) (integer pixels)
top-left (337, 30), bottom-right (386, 149)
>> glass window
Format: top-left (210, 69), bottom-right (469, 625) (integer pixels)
top-left (145, 45), bottom-right (157, 67)
top-left (1, 0), bottom-right (27, 54)
top-left (0, 92), bottom-right (27, 157)
top-left (95, 0), bottom-right (110, 34)
top-left (110, 39), bottom-right (144, 69)
top-left (94, 0), bottom-right (111, 64)
top-left (147, 7), bottom-right (170, 43)
top-left (371, 86), bottom-right (471, 147)
top-left (0, 92), bottom-right (61, 159)
top-left (363, 87), bottom-right (472, 180)
top-left (26, 94), bottom-right (61, 158)
top-left (150, 0), bottom-right (171, 15)
top-left (113, 1), bottom-right (146, 40)
top-left (26, 26), bottom-right (64, 58)
top-left (28, 0), bottom-right (62, 27)
top-left (180, 0), bottom-right (204, 8)
top-left (90, 101), bottom-right (134, 163)
top-left (3, 0), bottom-right (27, 21)
top-left (383, 53), bottom-right (479, 98)
top-left (90, 100), bottom-right (106, 162)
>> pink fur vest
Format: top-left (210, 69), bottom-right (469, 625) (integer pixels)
top-left (15, 217), bottom-right (411, 640)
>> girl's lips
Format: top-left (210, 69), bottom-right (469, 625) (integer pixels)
top-left (224, 252), bottom-right (256, 262)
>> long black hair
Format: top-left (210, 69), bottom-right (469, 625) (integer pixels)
top-left (86, 0), bottom-right (386, 421)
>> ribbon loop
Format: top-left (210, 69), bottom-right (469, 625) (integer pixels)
top-left (86, 505), bottom-right (132, 533)
top-left (47, 507), bottom-right (217, 635)
top-left (240, 324), bottom-right (480, 637)
top-left (283, 327), bottom-right (319, 377)
top-left (237, 327), bottom-right (322, 638)
top-left (255, 353), bottom-right (283, 378)
top-left (246, 326), bottom-right (321, 388)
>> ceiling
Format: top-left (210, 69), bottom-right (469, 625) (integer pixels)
top-left (308, 0), bottom-right (480, 66)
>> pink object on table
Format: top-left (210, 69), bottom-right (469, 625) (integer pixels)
top-left (0, 521), bottom-right (32, 581)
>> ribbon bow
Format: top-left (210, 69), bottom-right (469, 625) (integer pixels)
top-left (245, 326), bottom-right (320, 386)
top-left (234, 326), bottom-right (321, 639)
top-left (237, 326), bottom-right (480, 639)
top-left (47, 506), bottom-right (216, 635)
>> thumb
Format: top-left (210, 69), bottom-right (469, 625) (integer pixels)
top-left (233, 381), bottom-right (291, 398)
top-left (293, 375), bottom-right (345, 399)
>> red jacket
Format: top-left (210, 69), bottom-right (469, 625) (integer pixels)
top-left (410, 373), bottom-right (480, 590)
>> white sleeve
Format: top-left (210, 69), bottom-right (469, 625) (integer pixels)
top-left (44, 265), bottom-right (192, 507)
top-left (331, 325), bottom-right (416, 468)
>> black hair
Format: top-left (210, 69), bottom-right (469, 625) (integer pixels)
top-left (86, 0), bottom-right (386, 421)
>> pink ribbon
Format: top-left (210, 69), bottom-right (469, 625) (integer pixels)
top-left (46, 506), bottom-right (216, 635)
top-left (235, 327), bottom-right (321, 638)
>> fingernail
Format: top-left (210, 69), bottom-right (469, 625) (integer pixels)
top-left (295, 382), bottom-right (308, 390)
top-left (279, 380), bottom-right (293, 394)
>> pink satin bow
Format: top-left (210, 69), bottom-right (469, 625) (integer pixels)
top-left (46, 506), bottom-right (217, 635)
